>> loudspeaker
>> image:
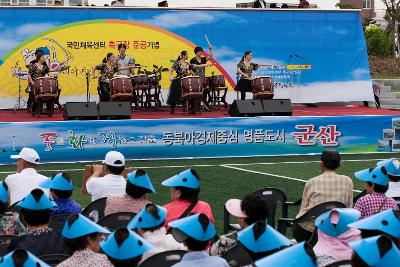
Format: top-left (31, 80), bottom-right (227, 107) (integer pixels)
top-left (98, 102), bottom-right (131, 120)
top-left (63, 102), bottom-right (98, 120)
top-left (228, 99), bottom-right (265, 117)
top-left (261, 99), bottom-right (293, 116)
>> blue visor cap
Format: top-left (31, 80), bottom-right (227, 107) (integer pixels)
top-left (350, 235), bottom-right (400, 266)
top-left (315, 208), bottom-right (361, 238)
top-left (18, 190), bottom-right (57, 210)
top-left (0, 181), bottom-right (8, 204)
top-left (100, 228), bottom-right (154, 260)
top-left (161, 169), bottom-right (200, 189)
top-left (348, 209), bottom-right (400, 239)
top-left (62, 214), bottom-right (110, 239)
top-left (40, 173), bottom-right (74, 191)
top-left (354, 166), bottom-right (389, 186)
top-left (128, 204), bottom-right (167, 230)
top-left (378, 158), bottom-right (400, 177)
top-left (238, 221), bottom-right (291, 253)
top-left (127, 170), bottom-right (155, 193)
top-left (255, 242), bottom-right (316, 267)
top-left (169, 213), bottom-right (216, 242)
top-left (0, 249), bottom-right (51, 267)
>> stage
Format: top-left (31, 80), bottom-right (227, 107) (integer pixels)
top-left (1, 105), bottom-right (400, 122)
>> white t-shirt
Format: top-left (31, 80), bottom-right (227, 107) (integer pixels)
top-left (86, 174), bottom-right (126, 201)
top-left (386, 182), bottom-right (400, 198)
top-left (5, 168), bottom-right (50, 205)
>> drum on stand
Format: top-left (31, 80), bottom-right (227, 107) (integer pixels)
top-left (34, 77), bottom-right (58, 116)
top-left (181, 76), bottom-right (202, 99)
top-left (131, 74), bottom-right (150, 109)
top-left (252, 76), bottom-right (274, 99)
top-left (110, 75), bottom-right (133, 102)
top-left (209, 75), bottom-right (228, 109)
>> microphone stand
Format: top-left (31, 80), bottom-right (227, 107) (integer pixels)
top-left (85, 72), bottom-right (90, 102)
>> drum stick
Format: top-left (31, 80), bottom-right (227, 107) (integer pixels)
top-left (204, 35), bottom-right (212, 47)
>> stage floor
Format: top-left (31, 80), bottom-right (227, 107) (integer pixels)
top-left (1, 105), bottom-right (400, 122)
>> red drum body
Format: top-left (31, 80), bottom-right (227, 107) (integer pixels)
top-left (211, 75), bottom-right (226, 88)
top-left (34, 77), bottom-right (58, 98)
top-left (181, 76), bottom-right (202, 99)
top-left (110, 76), bottom-right (133, 101)
top-left (252, 76), bottom-right (274, 99)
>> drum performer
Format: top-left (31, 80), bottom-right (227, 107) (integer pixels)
top-left (92, 52), bottom-right (131, 102)
top-left (236, 51), bottom-right (275, 100)
top-left (116, 43), bottom-right (136, 76)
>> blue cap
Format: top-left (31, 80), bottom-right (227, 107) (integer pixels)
top-left (128, 204), bottom-right (167, 230)
top-left (238, 221), bottom-right (291, 253)
top-left (350, 235), bottom-right (400, 266)
top-left (127, 170), bottom-right (155, 193)
top-left (315, 208), bottom-right (361, 237)
top-left (354, 166), bottom-right (389, 186)
top-left (169, 213), bottom-right (216, 242)
top-left (162, 169), bottom-right (200, 189)
top-left (100, 228), bottom-right (154, 260)
top-left (348, 209), bottom-right (400, 238)
top-left (0, 249), bottom-right (51, 267)
top-left (40, 173), bottom-right (74, 191)
top-left (0, 181), bottom-right (8, 204)
top-left (62, 214), bottom-right (110, 239)
top-left (255, 242), bottom-right (316, 267)
top-left (377, 159), bottom-right (400, 177)
top-left (18, 189), bottom-right (57, 210)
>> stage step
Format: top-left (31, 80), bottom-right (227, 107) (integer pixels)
top-left (380, 92), bottom-right (400, 99)
top-left (380, 104), bottom-right (400, 110)
top-left (380, 99), bottom-right (400, 105)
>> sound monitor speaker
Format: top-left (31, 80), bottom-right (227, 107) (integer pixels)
top-left (63, 102), bottom-right (98, 120)
top-left (98, 102), bottom-right (131, 120)
top-left (228, 99), bottom-right (265, 117)
top-left (261, 99), bottom-right (293, 116)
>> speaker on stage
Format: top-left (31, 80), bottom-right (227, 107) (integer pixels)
top-left (98, 102), bottom-right (131, 120)
top-left (261, 99), bottom-right (293, 116)
top-left (64, 102), bottom-right (98, 120)
top-left (228, 99), bottom-right (265, 117)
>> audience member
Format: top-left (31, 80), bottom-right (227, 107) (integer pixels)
top-left (104, 169), bottom-right (154, 216)
top-left (40, 173), bottom-right (81, 217)
top-left (354, 166), bottom-right (399, 219)
top-left (303, 1), bottom-right (310, 8)
top-left (158, 1), bottom-right (168, 7)
top-left (169, 213), bottom-right (229, 267)
top-left (237, 220), bottom-right (291, 262)
top-left (5, 148), bottom-right (49, 205)
top-left (57, 213), bottom-right (112, 267)
top-left (0, 181), bottom-right (26, 236)
top-left (110, 1), bottom-right (116, 5)
top-left (0, 249), bottom-right (50, 267)
top-left (100, 227), bottom-right (154, 267)
top-left (8, 189), bottom-right (70, 256)
top-left (128, 204), bottom-right (185, 261)
top-left (377, 158), bottom-right (400, 198)
top-left (112, 0), bottom-right (124, 6)
top-left (54, 0), bottom-right (62, 6)
top-left (350, 235), bottom-right (400, 266)
top-left (210, 193), bottom-right (269, 255)
top-left (313, 208), bottom-right (362, 266)
top-left (86, 151), bottom-right (126, 201)
top-left (298, 0), bottom-right (305, 8)
top-left (269, 3), bottom-right (278, 8)
top-left (253, 0), bottom-right (266, 8)
top-left (162, 169), bottom-right (214, 228)
top-left (349, 209), bottom-right (400, 245)
top-left (255, 242), bottom-right (317, 267)
top-left (296, 150), bottom-right (353, 240)
top-left (281, 3), bottom-right (289, 8)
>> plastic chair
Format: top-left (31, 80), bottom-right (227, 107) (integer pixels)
top-left (221, 244), bottom-right (253, 267)
top-left (139, 250), bottom-right (187, 267)
top-left (97, 212), bottom-right (136, 231)
top-left (0, 235), bottom-right (18, 256)
top-left (277, 201), bottom-right (346, 242)
top-left (49, 214), bottom-right (71, 232)
top-left (353, 190), bottom-right (367, 203)
top-left (39, 254), bottom-right (70, 266)
top-left (325, 260), bottom-right (352, 267)
top-left (82, 197), bottom-right (107, 222)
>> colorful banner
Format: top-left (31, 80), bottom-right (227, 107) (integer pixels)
top-left (0, 115), bottom-right (396, 164)
top-left (0, 7), bottom-right (373, 108)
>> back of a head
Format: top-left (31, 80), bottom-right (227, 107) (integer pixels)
top-left (11, 249), bottom-right (29, 267)
top-left (241, 193), bottom-right (269, 225)
top-left (184, 214), bottom-right (210, 251)
top-left (321, 150), bottom-right (340, 170)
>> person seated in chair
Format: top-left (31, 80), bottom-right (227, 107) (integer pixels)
top-left (104, 169), bottom-right (154, 216)
top-left (58, 213), bottom-right (112, 267)
top-left (350, 235), bottom-right (400, 266)
top-left (377, 158), bottom-right (400, 198)
top-left (237, 220), bottom-right (292, 262)
top-left (296, 150), bottom-right (353, 241)
top-left (354, 166), bottom-right (399, 219)
top-left (1, 249), bottom-right (50, 267)
top-left (0, 181), bottom-right (26, 236)
top-left (7, 189), bottom-right (70, 256)
top-left (162, 169), bottom-right (214, 228)
top-left (313, 208), bottom-right (362, 266)
top-left (86, 151), bottom-right (127, 201)
top-left (40, 172), bottom-right (81, 217)
top-left (100, 227), bottom-right (154, 267)
top-left (210, 193), bottom-right (269, 255)
top-left (128, 203), bottom-right (186, 261)
top-left (168, 213), bottom-right (229, 267)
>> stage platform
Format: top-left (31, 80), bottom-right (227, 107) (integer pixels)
top-left (1, 105), bottom-right (400, 122)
